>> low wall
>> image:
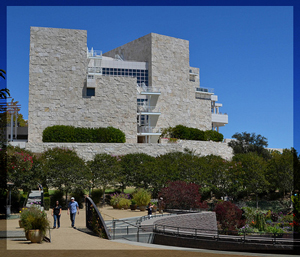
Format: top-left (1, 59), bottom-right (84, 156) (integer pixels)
top-left (25, 140), bottom-right (233, 161)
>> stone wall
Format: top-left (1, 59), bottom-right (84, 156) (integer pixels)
top-left (28, 27), bottom-right (137, 144)
top-left (103, 33), bottom-right (212, 133)
top-left (152, 212), bottom-right (218, 234)
top-left (25, 140), bottom-right (233, 161)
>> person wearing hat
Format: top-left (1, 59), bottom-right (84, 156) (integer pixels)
top-left (67, 197), bottom-right (79, 228)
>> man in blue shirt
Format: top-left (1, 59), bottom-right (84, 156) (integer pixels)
top-left (67, 197), bottom-right (79, 229)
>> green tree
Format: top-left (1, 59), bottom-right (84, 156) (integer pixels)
top-left (6, 146), bottom-right (36, 192)
top-left (228, 132), bottom-right (271, 159)
top-left (42, 147), bottom-right (89, 207)
top-left (88, 153), bottom-right (120, 205)
top-left (233, 152), bottom-right (269, 208)
top-left (119, 153), bottom-right (155, 190)
top-left (267, 149), bottom-right (294, 204)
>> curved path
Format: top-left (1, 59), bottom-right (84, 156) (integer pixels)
top-left (1, 206), bottom-right (290, 257)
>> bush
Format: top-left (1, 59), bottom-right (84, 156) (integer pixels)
top-left (158, 181), bottom-right (208, 210)
top-left (160, 125), bottom-right (223, 142)
top-left (44, 197), bottom-right (50, 211)
top-left (214, 201), bottom-right (245, 231)
top-left (132, 188), bottom-right (151, 207)
top-left (205, 130), bottom-right (224, 142)
top-left (90, 189), bottom-right (103, 205)
top-left (110, 192), bottom-right (131, 208)
top-left (42, 125), bottom-right (125, 143)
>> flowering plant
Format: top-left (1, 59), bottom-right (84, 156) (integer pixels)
top-left (20, 206), bottom-right (50, 235)
top-left (110, 192), bottom-right (131, 208)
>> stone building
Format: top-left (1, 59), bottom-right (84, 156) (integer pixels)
top-left (28, 26), bottom-right (228, 145)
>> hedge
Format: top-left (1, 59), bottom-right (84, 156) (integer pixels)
top-left (44, 197), bottom-right (50, 211)
top-left (42, 125), bottom-right (126, 143)
top-left (162, 125), bottom-right (223, 142)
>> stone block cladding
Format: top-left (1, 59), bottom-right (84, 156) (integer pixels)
top-left (104, 33), bottom-right (211, 132)
top-left (25, 140), bottom-right (233, 161)
top-left (28, 27), bottom-right (137, 143)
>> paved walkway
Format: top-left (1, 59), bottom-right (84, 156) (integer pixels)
top-left (0, 206), bottom-right (292, 257)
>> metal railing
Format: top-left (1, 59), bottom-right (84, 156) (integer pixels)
top-left (88, 67), bottom-right (102, 74)
top-left (137, 105), bottom-right (160, 113)
top-left (153, 224), bottom-right (297, 245)
top-left (137, 84), bottom-right (161, 93)
top-left (137, 126), bottom-right (162, 134)
top-left (195, 87), bottom-right (214, 94)
top-left (87, 49), bottom-right (102, 58)
top-left (85, 196), bottom-right (111, 239)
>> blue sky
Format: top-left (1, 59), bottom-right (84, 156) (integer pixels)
top-left (2, 4), bottom-right (297, 149)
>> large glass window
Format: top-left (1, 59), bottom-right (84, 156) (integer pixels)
top-left (102, 67), bottom-right (148, 86)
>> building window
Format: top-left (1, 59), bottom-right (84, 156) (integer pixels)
top-left (87, 88), bottom-right (95, 97)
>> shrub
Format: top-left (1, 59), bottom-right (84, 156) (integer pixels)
top-left (118, 198), bottom-right (131, 209)
top-left (205, 130), bottom-right (224, 142)
top-left (42, 125), bottom-right (125, 143)
top-left (172, 125), bottom-right (190, 139)
top-left (110, 192), bottom-right (131, 208)
top-left (160, 125), bottom-right (223, 142)
top-left (158, 181), bottom-right (208, 210)
top-left (132, 188), bottom-right (151, 207)
top-left (90, 189), bottom-right (103, 205)
top-left (214, 201), bottom-right (245, 231)
top-left (20, 206), bottom-right (50, 235)
top-left (43, 197), bottom-right (50, 211)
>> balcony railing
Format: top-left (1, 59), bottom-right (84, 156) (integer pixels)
top-left (137, 126), bottom-right (162, 134)
top-left (87, 49), bottom-right (102, 58)
top-left (88, 67), bottom-right (102, 74)
top-left (137, 84), bottom-right (161, 94)
top-left (137, 105), bottom-right (160, 113)
top-left (196, 87), bottom-right (214, 94)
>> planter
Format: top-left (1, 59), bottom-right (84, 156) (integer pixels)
top-left (25, 231), bottom-right (30, 240)
top-left (139, 205), bottom-right (147, 211)
top-left (152, 206), bottom-right (157, 212)
top-left (112, 205), bottom-right (118, 209)
top-left (19, 220), bottom-right (23, 228)
top-left (28, 229), bottom-right (44, 243)
top-left (130, 204), bottom-right (137, 211)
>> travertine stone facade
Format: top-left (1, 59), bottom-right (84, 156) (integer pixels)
top-left (28, 27), bottom-right (137, 143)
top-left (25, 140), bottom-right (233, 161)
top-left (104, 33), bottom-right (211, 132)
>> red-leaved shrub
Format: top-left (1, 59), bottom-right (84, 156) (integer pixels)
top-left (214, 201), bottom-right (245, 231)
top-left (158, 181), bottom-right (208, 210)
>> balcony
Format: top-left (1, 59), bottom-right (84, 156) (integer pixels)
top-left (137, 84), bottom-right (161, 95)
top-left (195, 87), bottom-right (214, 94)
top-left (88, 67), bottom-right (102, 74)
top-left (137, 105), bottom-right (160, 113)
top-left (137, 126), bottom-right (162, 134)
top-left (87, 49), bottom-right (102, 58)
top-left (212, 113), bottom-right (228, 124)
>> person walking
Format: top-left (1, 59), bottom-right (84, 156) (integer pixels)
top-left (147, 202), bottom-right (154, 218)
top-left (67, 197), bottom-right (79, 229)
top-left (51, 201), bottom-right (62, 229)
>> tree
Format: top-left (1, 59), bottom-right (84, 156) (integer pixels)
top-left (0, 69), bottom-right (10, 99)
top-left (0, 99), bottom-right (27, 127)
top-left (88, 153), bottom-right (120, 205)
top-left (267, 149), bottom-right (294, 206)
top-left (6, 145), bottom-right (36, 192)
top-left (42, 147), bottom-right (89, 207)
top-left (233, 152), bottom-right (269, 208)
top-left (119, 153), bottom-right (155, 191)
top-left (158, 181), bottom-right (208, 210)
top-left (228, 132), bottom-right (271, 159)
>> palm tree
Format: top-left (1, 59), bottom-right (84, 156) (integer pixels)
top-left (0, 69), bottom-right (10, 99)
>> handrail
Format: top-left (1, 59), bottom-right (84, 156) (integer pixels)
top-left (137, 105), bottom-right (160, 113)
top-left (137, 126), bottom-right (162, 134)
top-left (195, 87), bottom-right (214, 94)
top-left (85, 196), bottom-right (111, 239)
